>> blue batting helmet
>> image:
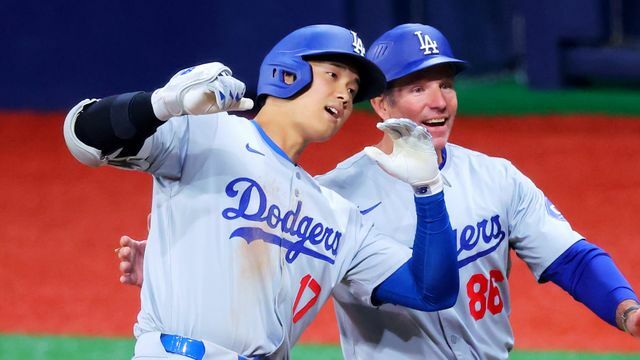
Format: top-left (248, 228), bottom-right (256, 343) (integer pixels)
top-left (367, 24), bottom-right (467, 84)
top-left (257, 24), bottom-right (386, 103)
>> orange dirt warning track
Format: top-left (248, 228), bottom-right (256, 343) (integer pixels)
top-left (1, 111), bottom-right (639, 352)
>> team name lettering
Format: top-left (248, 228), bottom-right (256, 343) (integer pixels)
top-left (455, 214), bottom-right (506, 268)
top-left (222, 177), bottom-right (341, 264)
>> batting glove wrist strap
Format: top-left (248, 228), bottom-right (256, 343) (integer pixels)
top-left (412, 174), bottom-right (444, 196)
top-left (364, 118), bottom-right (442, 196)
top-left (151, 62), bottom-right (254, 121)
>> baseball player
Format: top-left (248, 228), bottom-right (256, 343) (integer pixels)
top-left (322, 24), bottom-right (640, 359)
top-left (118, 23), bottom-right (640, 359)
top-left (65, 24), bottom-right (460, 359)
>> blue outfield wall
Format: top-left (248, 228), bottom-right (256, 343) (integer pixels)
top-left (1, 0), bottom-right (343, 110)
top-left (0, 0), bottom-right (520, 110)
top-left (2, 0), bottom-right (638, 110)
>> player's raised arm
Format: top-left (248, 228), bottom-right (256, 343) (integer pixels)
top-left (63, 62), bottom-right (253, 168)
top-left (365, 118), bottom-right (459, 311)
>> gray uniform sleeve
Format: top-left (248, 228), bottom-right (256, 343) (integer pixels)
top-left (129, 114), bottom-right (222, 180)
top-left (342, 209), bottom-right (412, 306)
top-left (506, 162), bottom-right (583, 279)
top-left (142, 116), bottom-right (191, 179)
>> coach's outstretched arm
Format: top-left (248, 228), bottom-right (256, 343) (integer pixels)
top-left (541, 239), bottom-right (640, 337)
top-left (365, 119), bottom-right (459, 311)
top-left (63, 63), bottom-right (252, 167)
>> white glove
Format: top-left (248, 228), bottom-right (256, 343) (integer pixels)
top-left (364, 118), bottom-right (443, 196)
top-left (151, 62), bottom-right (254, 121)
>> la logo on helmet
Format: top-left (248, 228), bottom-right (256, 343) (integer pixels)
top-left (414, 31), bottom-right (440, 55)
top-left (350, 31), bottom-right (366, 56)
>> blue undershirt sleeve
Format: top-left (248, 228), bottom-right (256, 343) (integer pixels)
top-left (372, 192), bottom-right (459, 311)
top-left (540, 239), bottom-right (638, 327)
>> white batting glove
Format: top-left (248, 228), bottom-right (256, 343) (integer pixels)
top-left (151, 62), bottom-right (254, 121)
top-left (364, 118), bottom-right (443, 196)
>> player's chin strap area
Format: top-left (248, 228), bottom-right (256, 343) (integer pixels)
top-left (159, 333), bottom-right (266, 360)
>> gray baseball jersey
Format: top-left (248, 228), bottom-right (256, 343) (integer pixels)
top-left (317, 143), bottom-right (583, 360)
top-left (113, 113), bottom-right (411, 357)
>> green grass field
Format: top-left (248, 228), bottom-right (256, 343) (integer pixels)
top-left (1, 335), bottom-right (638, 360)
top-left (356, 74), bottom-right (640, 116)
top-left (455, 75), bottom-right (640, 116)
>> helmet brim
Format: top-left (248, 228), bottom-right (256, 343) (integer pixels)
top-left (303, 52), bottom-right (387, 103)
top-left (386, 56), bottom-right (468, 83)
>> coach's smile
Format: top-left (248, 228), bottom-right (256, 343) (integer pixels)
top-left (421, 117), bottom-right (448, 127)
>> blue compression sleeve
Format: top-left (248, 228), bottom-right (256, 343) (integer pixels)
top-left (373, 192), bottom-right (459, 311)
top-left (541, 239), bottom-right (639, 327)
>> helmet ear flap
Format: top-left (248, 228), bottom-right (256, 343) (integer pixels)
top-left (258, 57), bottom-right (313, 102)
top-left (256, 61), bottom-right (312, 106)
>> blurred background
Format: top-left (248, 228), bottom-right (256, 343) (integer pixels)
top-left (1, 0), bottom-right (640, 359)
top-left (2, 0), bottom-right (640, 110)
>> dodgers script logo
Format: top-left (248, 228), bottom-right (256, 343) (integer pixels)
top-left (222, 177), bottom-right (341, 264)
top-left (455, 214), bottom-right (506, 268)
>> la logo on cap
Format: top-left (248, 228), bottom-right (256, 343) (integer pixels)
top-left (350, 31), bottom-right (366, 56)
top-left (414, 31), bottom-right (440, 55)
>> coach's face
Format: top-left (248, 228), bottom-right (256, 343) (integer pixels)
top-left (371, 64), bottom-right (458, 153)
top-left (291, 60), bottom-right (359, 143)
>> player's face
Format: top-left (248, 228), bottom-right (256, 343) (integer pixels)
top-left (291, 60), bottom-right (359, 142)
top-left (371, 64), bottom-right (457, 152)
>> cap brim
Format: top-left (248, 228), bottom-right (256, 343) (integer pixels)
top-left (387, 57), bottom-right (468, 83)
top-left (349, 56), bottom-right (387, 103)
